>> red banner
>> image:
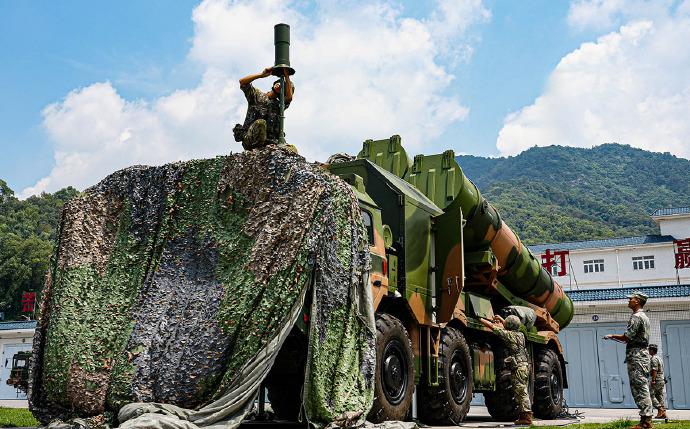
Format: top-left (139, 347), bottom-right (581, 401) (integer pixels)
top-left (674, 238), bottom-right (690, 269)
top-left (22, 292), bottom-right (36, 313)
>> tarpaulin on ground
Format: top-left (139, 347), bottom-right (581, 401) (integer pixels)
top-left (29, 146), bottom-right (376, 428)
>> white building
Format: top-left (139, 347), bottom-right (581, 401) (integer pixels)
top-left (0, 320), bottom-right (35, 400)
top-left (528, 207), bottom-right (690, 411)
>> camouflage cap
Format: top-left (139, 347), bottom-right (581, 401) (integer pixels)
top-left (504, 315), bottom-right (521, 331)
top-left (626, 291), bottom-right (648, 305)
top-left (649, 343), bottom-right (658, 350)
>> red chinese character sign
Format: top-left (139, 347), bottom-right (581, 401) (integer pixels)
top-left (541, 249), bottom-right (569, 276)
top-left (674, 238), bottom-right (690, 269)
top-left (22, 292), bottom-right (36, 313)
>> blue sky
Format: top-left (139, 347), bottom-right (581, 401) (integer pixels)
top-left (2, 0), bottom-right (689, 197)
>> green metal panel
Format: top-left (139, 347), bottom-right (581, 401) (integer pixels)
top-left (432, 204), bottom-right (464, 323)
top-left (467, 292), bottom-right (495, 320)
top-left (404, 200), bottom-right (432, 297)
top-left (388, 254), bottom-right (398, 292)
top-left (328, 159), bottom-right (441, 322)
top-left (472, 346), bottom-right (495, 391)
top-left (357, 135), bottom-right (411, 179)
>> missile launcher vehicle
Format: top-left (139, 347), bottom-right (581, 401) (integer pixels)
top-left (321, 136), bottom-right (573, 423)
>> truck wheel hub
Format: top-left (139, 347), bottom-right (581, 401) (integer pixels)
top-left (382, 341), bottom-right (407, 404)
top-left (550, 372), bottom-right (562, 403)
top-left (449, 351), bottom-right (468, 403)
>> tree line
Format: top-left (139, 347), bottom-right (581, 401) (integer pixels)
top-left (0, 180), bottom-right (78, 321)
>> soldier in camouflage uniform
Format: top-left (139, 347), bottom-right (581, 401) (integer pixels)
top-left (649, 344), bottom-right (667, 419)
top-left (480, 315), bottom-right (532, 425)
top-left (234, 66), bottom-right (294, 150)
top-left (604, 292), bottom-right (653, 429)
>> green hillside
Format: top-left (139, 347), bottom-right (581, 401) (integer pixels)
top-left (1, 143), bottom-right (688, 320)
top-left (457, 144), bottom-right (690, 245)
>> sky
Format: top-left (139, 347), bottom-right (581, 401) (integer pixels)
top-left (1, 0), bottom-right (690, 198)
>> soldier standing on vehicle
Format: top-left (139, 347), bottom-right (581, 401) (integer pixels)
top-left (233, 66), bottom-right (294, 150)
top-left (480, 315), bottom-right (532, 425)
top-left (649, 344), bottom-right (667, 419)
top-left (604, 292), bottom-right (653, 429)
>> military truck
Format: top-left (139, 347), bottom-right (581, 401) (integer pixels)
top-left (267, 136), bottom-right (573, 424)
top-left (6, 351), bottom-right (31, 395)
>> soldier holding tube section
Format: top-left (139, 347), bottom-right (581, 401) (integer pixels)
top-left (234, 67), bottom-right (294, 150)
top-left (480, 314), bottom-right (532, 425)
top-left (603, 291), bottom-right (653, 429)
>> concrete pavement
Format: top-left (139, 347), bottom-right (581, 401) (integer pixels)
top-left (448, 406), bottom-right (690, 428)
top-left (2, 401), bottom-right (689, 427)
top-left (0, 399), bottom-right (27, 408)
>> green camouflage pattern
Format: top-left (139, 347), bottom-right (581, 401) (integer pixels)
top-left (627, 348), bottom-right (653, 417)
top-left (625, 310), bottom-right (653, 417)
top-left (29, 147), bottom-right (376, 427)
top-left (513, 364), bottom-right (531, 414)
top-left (650, 354), bottom-right (666, 408)
top-left (493, 329), bottom-right (530, 413)
top-left (350, 136), bottom-right (573, 329)
top-left (327, 158), bottom-right (442, 326)
top-left (493, 329), bottom-right (529, 366)
top-left (406, 149), bottom-right (572, 328)
top-left (625, 310), bottom-right (651, 349)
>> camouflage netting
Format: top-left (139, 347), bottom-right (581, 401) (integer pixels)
top-left (29, 146), bottom-right (376, 428)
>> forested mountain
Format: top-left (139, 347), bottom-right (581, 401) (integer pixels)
top-left (0, 180), bottom-right (78, 320)
top-left (1, 143), bottom-right (688, 320)
top-left (457, 143), bottom-right (690, 245)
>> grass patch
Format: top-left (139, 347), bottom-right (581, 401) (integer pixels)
top-left (0, 407), bottom-right (39, 428)
top-left (534, 419), bottom-right (690, 429)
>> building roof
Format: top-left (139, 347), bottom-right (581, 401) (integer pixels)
top-left (568, 284), bottom-right (690, 302)
top-left (651, 207), bottom-right (690, 217)
top-left (0, 320), bottom-right (37, 331)
top-left (528, 235), bottom-right (675, 253)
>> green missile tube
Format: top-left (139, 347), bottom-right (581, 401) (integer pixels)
top-left (406, 150), bottom-right (574, 328)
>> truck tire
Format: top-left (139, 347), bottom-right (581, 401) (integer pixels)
top-left (418, 327), bottom-right (473, 424)
top-left (484, 368), bottom-right (519, 422)
top-left (368, 314), bottom-right (415, 423)
top-left (265, 328), bottom-right (307, 421)
top-left (484, 351), bottom-right (534, 422)
top-left (533, 348), bottom-right (564, 419)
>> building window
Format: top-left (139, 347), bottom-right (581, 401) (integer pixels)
top-left (550, 263), bottom-right (559, 276)
top-left (584, 259), bottom-right (604, 273)
top-left (632, 255), bottom-right (655, 270)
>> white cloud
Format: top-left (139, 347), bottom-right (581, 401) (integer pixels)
top-left (497, 2), bottom-right (690, 158)
top-left (567, 0), bottom-right (672, 31)
top-left (22, 0), bottom-right (489, 197)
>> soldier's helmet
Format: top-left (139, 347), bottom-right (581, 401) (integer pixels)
top-left (505, 315), bottom-right (521, 331)
top-left (649, 343), bottom-right (658, 350)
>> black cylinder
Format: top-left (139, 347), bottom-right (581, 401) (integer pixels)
top-left (273, 23), bottom-right (295, 76)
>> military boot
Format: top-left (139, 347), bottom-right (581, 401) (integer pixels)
top-left (643, 415), bottom-right (654, 428)
top-left (655, 407), bottom-right (667, 419)
top-left (630, 416), bottom-right (654, 429)
top-left (514, 411), bottom-right (533, 425)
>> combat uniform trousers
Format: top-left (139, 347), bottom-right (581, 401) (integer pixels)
top-left (627, 348), bottom-right (653, 417)
top-left (513, 362), bottom-right (531, 414)
top-left (651, 380), bottom-right (666, 410)
top-left (242, 119), bottom-right (268, 150)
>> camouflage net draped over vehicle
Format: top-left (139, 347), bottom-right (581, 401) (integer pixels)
top-left (29, 146), bottom-right (376, 428)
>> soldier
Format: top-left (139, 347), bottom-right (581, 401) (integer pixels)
top-left (649, 344), bottom-right (667, 419)
top-left (234, 66), bottom-right (294, 150)
top-left (480, 314), bottom-right (532, 425)
top-left (604, 292), bottom-right (653, 429)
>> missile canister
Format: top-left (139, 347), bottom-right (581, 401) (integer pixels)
top-left (404, 149), bottom-right (574, 328)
